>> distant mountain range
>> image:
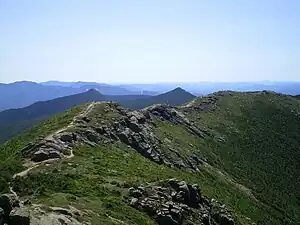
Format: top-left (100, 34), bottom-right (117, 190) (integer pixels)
top-left (0, 81), bottom-right (81, 111)
top-left (41, 81), bottom-right (157, 95)
top-left (0, 81), bottom-right (155, 111)
top-left (2, 80), bottom-right (300, 112)
top-left (0, 88), bottom-right (195, 143)
top-left (120, 81), bottom-right (300, 96)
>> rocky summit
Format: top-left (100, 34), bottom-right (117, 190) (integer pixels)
top-left (0, 91), bottom-right (300, 225)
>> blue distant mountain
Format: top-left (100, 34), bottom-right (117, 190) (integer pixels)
top-left (41, 81), bottom-right (157, 95)
top-left (0, 81), bottom-right (154, 111)
top-left (2, 80), bottom-right (299, 112)
top-left (0, 81), bottom-right (82, 111)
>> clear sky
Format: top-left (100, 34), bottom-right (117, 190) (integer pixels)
top-left (0, 0), bottom-right (299, 83)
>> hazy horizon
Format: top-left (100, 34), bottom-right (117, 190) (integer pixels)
top-left (1, 1), bottom-right (299, 83)
top-left (2, 80), bottom-right (300, 85)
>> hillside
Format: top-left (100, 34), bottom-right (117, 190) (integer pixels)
top-left (182, 91), bottom-right (300, 223)
top-left (121, 87), bottom-right (196, 109)
top-left (0, 91), bottom-right (299, 224)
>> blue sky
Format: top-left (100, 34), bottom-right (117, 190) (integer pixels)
top-left (0, 0), bottom-right (299, 83)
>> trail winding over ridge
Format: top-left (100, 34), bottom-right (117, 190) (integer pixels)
top-left (13, 102), bottom-right (97, 179)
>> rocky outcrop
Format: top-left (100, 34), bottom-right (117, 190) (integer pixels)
top-left (147, 104), bottom-right (190, 125)
top-left (19, 103), bottom-right (209, 172)
top-left (147, 104), bottom-right (209, 137)
top-left (49, 206), bottom-right (82, 218)
top-left (128, 179), bottom-right (234, 225)
top-left (0, 193), bottom-right (86, 225)
top-left (34, 212), bottom-right (84, 225)
top-left (114, 110), bottom-right (164, 163)
top-left (21, 136), bottom-right (73, 163)
top-left (181, 95), bottom-right (220, 112)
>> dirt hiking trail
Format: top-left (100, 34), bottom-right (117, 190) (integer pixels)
top-left (13, 102), bottom-right (98, 179)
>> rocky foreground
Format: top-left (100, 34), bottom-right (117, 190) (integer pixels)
top-left (0, 178), bottom-right (234, 225)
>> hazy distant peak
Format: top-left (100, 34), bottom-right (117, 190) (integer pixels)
top-left (11, 81), bottom-right (38, 85)
top-left (169, 87), bottom-right (190, 93)
top-left (160, 87), bottom-right (195, 98)
top-left (85, 88), bottom-right (101, 93)
top-left (83, 88), bottom-right (104, 96)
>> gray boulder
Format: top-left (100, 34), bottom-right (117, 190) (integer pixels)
top-left (0, 207), bottom-right (4, 225)
top-left (128, 111), bottom-right (147, 124)
top-left (60, 133), bottom-right (75, 142)
top-left (117, 128), bottom-right (132, 144)
top-left (31, 150), bottom-right (61, 162)
top-left (44, 142), bottom-right (63, 151)
top-left (131, 190), bottom-right (143, 198)
top-left (0, 194), bottom-right (19, 216)
top-left (49, 207), bottom-right (73, 217)
top-left (128, 121), bottom-right (142, 133)
top-left (8, 207), bottom-right (30, 225)
top-left (84, 130), bottom-right (100, 143)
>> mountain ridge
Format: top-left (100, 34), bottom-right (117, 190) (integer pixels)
top-left (41, 81), bottom-right (158, 95)
top-left (0, 90), bottom-right (299, 224)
